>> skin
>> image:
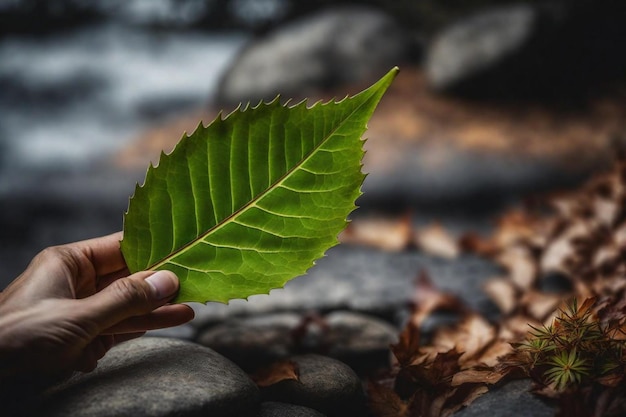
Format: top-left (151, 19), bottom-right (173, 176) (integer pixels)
top-left (0, 232), bottom-right (194, 391)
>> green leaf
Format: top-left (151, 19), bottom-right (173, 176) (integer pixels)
top-left (121, 67), bottom-right (398, 303)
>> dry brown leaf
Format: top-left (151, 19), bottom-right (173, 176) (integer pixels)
top-left (476, 339), bottom-right (514, 368)
top-left (592, 197), bottom-right (620, 227)
top-left (440, 384), bottom-right (489, 417)
top-left (367, 381), bottom-right (409, 417)
top-left (520, 290), bottom-right (561, 321)
top-left (540, 220), bottom-right (592, 275)
top-left (390, 321), bottom-right (423, 368)
top-left (483, 278), bottom-right (518, 315)
top-left (250, 359), bottom-right (299, 387)
top-left (414, 223), bottom-right (460, 259)
top-left (496, 245), bottom-right (537, 290)
top-left (499, 315), bottom-right (542, 341)
top-left (432, 314), bottom-right (496, 366)
top-left (410, 272), bottom-right (466, 327)
top-left (451, 368), bottom-right (505, 386)
top-left (614, 222), bottom-right (626, 246)
top-left (459, 232), bottom-right (500, 257)
top-left (339, 214), bottom-right (412, 251)
top-left (493, 210), bottom-right (541, 248)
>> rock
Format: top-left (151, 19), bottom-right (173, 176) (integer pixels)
top-left (425, 4), bottom-right (539, 94)
top-left (196, 310), bottom-right (399, 375)
top-left (425, 3), bottom-right (626, 100)
top-left (324, 311), bottom-right (397, 374)
top-left (258, 401), bottom-right (326, 417)
top-left (197, 313), bottom-right (302, 371)
top-left (456, 379), bottom-right (554, 417)
top-left (39, 337), bottom-right (260, 417)
top-left (215, 6), bottom-right (412, 106)
top-left (261, 354), bottom-right (364, 417)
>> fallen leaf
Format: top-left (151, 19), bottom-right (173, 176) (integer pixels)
top-left (540, 220), bottom-right (593, 275)
top-left (410, 271), bottom-right (466, 327)
top-left (390, 321), bottom-right (423, 368)
top-left (367, 381), bottom-right (409, 417)
top-left (520, 290), bottom-right (561, 321)
top-left (483, 278), bottom-right (518, 315)
top-left (451, 368), bottom-right (506, 386)
top-left (459, 232), bottom-right (500, 257)
top-left (476, 339), bottom-right (514, 368)
top-left (493, 210), bottom-right (542, 248)
top-left (340, 213), bottom-right (412, 251)
top-left (414, 223), bottom-right (460, 259)
top-left (251, 359), bottom-right (299, 387)
top-left (432, 314), bottom-right (496, 366)
top-left (441, 384), bottom-right (489, 417)
top-left (499, 314), bottom-right (542, 341)
top-left (497, 245), bottom-right (537, 290)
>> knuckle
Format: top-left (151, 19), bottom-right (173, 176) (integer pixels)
top-left (110, 278), bottom-right (151, 310)
top-left (35, 245), bottom-right (81, 275)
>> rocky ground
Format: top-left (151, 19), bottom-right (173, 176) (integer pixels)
top-left (3, 3), bottom-right (626, 417)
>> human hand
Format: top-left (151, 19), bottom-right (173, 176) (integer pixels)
top-left (0, 232), bottom-right (194, 390)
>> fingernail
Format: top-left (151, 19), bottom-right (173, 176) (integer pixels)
top-left (145, 270), bottom-right (178, 300)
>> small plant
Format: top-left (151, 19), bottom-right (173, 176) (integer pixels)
top-left (516, 298), bottom-right (626, 392)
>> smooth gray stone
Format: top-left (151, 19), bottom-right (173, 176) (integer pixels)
top-left (424, 3), bottom-right (626, 99)
top-left (456, 379), bottom-right (554, 417)
top-left (258, 401), bottom-right (326, 417)
top-left (197, 313), bottom-right (302, 371)
top-left (426, 4), bottom-right (538, 91)
top-left (40, 337), bottom-right (260, 417)
top-left (261, 354), bottom-right (364, 417)
top-left (196, 310), bottom-right (399, 375)
top-left (324, 311), bottom-right (397, 374)
top-left (215, 6), bottom-right (411, 105)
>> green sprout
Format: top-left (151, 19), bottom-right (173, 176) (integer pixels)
top-left (543, 348), bottom-right (590, 390)
top-left (517, 298), bottom-right (626, 392)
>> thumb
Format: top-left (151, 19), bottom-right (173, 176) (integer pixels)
top-left (83, 270), bottom-right (180, 332)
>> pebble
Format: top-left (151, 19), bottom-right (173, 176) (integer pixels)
top-left (258, 401), bottom-right (327, 417)
top-left (324, 311), bottom-right (397, 374)
top-left (196, 310), bottom-right (398, 375)
top-left (425, 3), bottom-right (626, 100)
top-left (425, 4), bottom-right (538, 94)
top-left (197, 313), bottom-right (302, 371)
top-left (39, 337), bottom-right (260, 417)
top-left (456, 379), bottom-right (554, 417)
top-left (260, 354), bottom-right (365, 417)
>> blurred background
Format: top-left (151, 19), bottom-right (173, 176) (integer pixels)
top-left (1, 0), bottom-right (626, 289)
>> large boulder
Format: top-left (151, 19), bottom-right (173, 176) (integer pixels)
top-left (37, 337), bottom-right (260, 417)
top-left (425, 4), bottom-right (539, 95)
top-left (425, 2), bottom-right (626, 100)
top-left (215, 6), bottom-right (413, 106)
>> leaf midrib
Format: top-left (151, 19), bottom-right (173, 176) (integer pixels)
top-left (147, 98), bottom-right (369, 271)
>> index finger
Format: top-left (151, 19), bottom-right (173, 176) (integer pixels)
top-left (70, 231), bottom-right (126, 277)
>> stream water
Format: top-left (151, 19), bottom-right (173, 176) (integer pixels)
top-left (0, 22), bottom-right (248, 189)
